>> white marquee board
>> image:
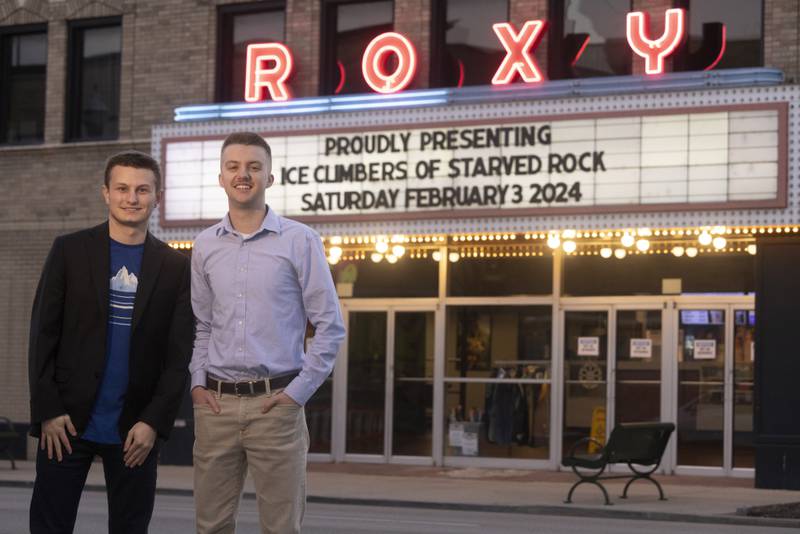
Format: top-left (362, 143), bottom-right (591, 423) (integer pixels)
top-left (162, 106), bottom-right (783, 224)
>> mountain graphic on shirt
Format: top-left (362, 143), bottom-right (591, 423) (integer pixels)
top-left (110, 266), bottom-right (138, 292)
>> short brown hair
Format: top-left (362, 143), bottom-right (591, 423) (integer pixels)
top-left (221, 132), bottom-right (271, 159)
top-left (104, 150), bottom-right (162, 192)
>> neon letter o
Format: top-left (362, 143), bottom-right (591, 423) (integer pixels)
top-left (361, 32), bottom-right (417, 94)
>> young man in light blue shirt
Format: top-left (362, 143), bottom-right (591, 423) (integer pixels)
top-left (189, 132), bottom-right (345, 534)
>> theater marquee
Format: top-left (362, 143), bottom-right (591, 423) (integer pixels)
top-left (161, 103), bottom-right (786, 225)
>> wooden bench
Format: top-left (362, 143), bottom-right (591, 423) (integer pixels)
top-left (562, 422), bottom-right (675, 505)
top-left (0, 416), bottom-right (19, 470)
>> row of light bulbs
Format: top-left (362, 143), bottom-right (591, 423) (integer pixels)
top-left (169, 225), bottom-right (786, 263)
top-left (325, 225), bottom-right (765, 264)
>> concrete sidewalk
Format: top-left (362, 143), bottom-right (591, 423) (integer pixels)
top-left (2, 460), bottom-right (800, 529)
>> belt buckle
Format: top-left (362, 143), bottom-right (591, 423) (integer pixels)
top-left (234, 380), bottom-right (255, 396)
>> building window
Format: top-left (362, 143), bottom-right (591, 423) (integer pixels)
top-left (430, 0), bottom-right (508, 88)
top-left (549, 0), bottom-right (632, 80)
top-left (66, 18), bottom-right (122, 142)
top-left (448, 256), bottom-right (552, 297)
top-left (675, 0), bottom-right (763, 71)
top-left (0, 25), bottom-right (47, 145)
top-left (217, 3), bottom-right (285, 103)
top-left (563, 253), bottom-right (755, 296)
top-left (322, 0), bottom-right (393, 95)
top-left (444, 306), bottom-right (552, 459)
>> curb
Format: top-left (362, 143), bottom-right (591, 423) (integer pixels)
top-left (3, 479), bottom-right (799, 529)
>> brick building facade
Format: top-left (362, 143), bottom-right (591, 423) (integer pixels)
top-left (0, 0), bottom-right (797, 466)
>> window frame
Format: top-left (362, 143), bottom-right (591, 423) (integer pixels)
top-left (216, 1), bottom-right (286, 103)
top-left (0, 23), bottom-right (48, 146)
top-left (64, 16), bottom-right (122, 143)
top-left (319, 0), bottom-right (395, 95)
top-left (428, 0), bottom-right (510, 88)
top-left (547, 0), bottom-right (633, 80)
top-left (673, 0), bottom-right (764, 71)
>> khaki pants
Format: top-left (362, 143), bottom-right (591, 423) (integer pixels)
top-left (193, 392), bottom-right (308, 534)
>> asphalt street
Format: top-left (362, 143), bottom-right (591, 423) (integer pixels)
top-left (1, 486), bottom-right (796, 533)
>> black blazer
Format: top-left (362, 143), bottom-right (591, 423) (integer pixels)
top-left (28, 222), bottom-right (193, 441)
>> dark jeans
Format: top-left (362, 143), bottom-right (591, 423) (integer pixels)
top-left (29, 436), bottom-right (158, 534)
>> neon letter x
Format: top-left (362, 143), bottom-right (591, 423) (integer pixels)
top-left (492, 21), bottom-right (547, 85)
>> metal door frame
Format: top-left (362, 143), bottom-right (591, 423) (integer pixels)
top-left (558, 298), bottom-right (666, 470)
top-left (338, 299), bottom-right (438, 465)
top-left (670, 296), bottom-right (755, 477)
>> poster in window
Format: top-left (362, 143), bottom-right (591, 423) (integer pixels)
top-left (630, 338), bottom-right (652, 359)
top-left (578, 336), bottom-right (600, 356)
top-left (694, 339), bottom-right (717, 360)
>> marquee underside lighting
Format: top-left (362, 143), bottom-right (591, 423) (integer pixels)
top-left (174, 68), bottom-right (782, 121)
top-left (170, 226), bottom-right (794, 265)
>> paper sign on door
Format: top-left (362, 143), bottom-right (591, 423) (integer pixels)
top-left (578, 337), bottom-right (600, 356)
top-left (693, 339), bottom-right (717, 360)
top-left (630, 338), bottom-right (652, 359)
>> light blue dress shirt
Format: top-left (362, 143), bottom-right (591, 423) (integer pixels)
top-left (189, 207), bottom-right (345, 405)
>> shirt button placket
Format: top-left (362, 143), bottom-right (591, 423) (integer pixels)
top-left (237, 239), bottom-right (249, 363)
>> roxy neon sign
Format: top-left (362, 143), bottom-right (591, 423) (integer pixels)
top-left (246, 8), bottom-right (724, 102)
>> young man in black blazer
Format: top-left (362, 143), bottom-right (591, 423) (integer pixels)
top-left (28, 151), bottom-right (193, 534)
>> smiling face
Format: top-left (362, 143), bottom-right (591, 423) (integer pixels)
top-left (219, 143), bottom-right (274, 210)
top-left (102, 165), bottom-right (160, 230)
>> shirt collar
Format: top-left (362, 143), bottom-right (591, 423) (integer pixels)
top-left (216, 205), bottom-right (282, 238)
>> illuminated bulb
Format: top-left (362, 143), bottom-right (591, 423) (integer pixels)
top-left (546, 234), bottom-right (561, 249)
top-left (562, 240), bottom-right (577, 254)
top-left (371, 252), bottom-right (383, 263)
top-left (614, 248), bottom-right (627, 259)
top-left (747, 244), bottom-right (757, 255)
top-left (327, 255), bottom-right (340, 265)
top-left (712, 236), bottom-right (726, 250)
top-left (562, 229), bottom-right (576, 239)
top-left (686, 247), bottom-right (698, 258)
top-left (432, 251), bottom-right (442, 262)
top-left (330, 236), bottom-right (342, 245)
top-left (698, 231), bottom-right (712, 246)
top-left (376, 241), bottom-right (389, 254)
top-left (621, 233), bottom-right (635, 247)
top-left (449, 252), bottom-right (460, 263)
top-left (637, 227), bottom-right (652, 237)
top-left (329, 246), bottom-right (343, 258)
top-left (671, 246), bottom-right (685, 257)
top-left (600, 247), bottom-right (613, 259)
top-left (392, 245), bottom-right (405, 257)
top-left (386, 254), bottom-right (398, 264)
top-left (635, 239), bottom-right (650, 252)
top-left (391, 234), bottom-right (403, 243)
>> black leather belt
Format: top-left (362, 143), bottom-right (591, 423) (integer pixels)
top-left (207, 372), bottom-right (299, 396)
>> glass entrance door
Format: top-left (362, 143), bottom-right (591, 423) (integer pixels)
top-left (614, 309), bottom-right (663, 425)
top-left (391, 311), bottom-right (434, 458)
top-left (732, 309), bottom-right (756, 469)
top-left (344, 307), bottom-right (436, 461)
top-left (562, 307), bottom-right (664, 460)
top-left (562, 311), bottom-right (608, 455)
top-left (345, 311), bottom-right (387, 456)
top-left (676, 308), bottom-right (726, 467)
top-left (673, 305), bottom-right (755, 474)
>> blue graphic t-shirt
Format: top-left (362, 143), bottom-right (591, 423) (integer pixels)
top-left (83, 239), bottom-right (144, 444)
